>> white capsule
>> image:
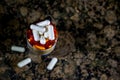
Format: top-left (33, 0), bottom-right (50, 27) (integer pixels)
top-left (32, 30), bottom-right (40, 41)
top-left (36, 20), bottom-right (50, 27)
top-left (47, 57), bottom-right (58, 70)
top-left (47, 25), bottom-right (55, 40)
top-left (17, 58), bottom-right (31, 68)
top-left (40, 36), bottom-right (46, 44)
top-left (39, 31), bottom-right (43, 35)
top-left (44, 32), bottom-right (49, 38)
top-left (11, 46), bottom-right (25, 52)
top-left (30, 24), bottom-right (45, 33)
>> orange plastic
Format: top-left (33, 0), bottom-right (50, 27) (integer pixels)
top-left (27, 23), bottom-right (58, 50)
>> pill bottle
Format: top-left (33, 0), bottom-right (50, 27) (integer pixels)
top-left (26, 16), bottom-right (58, 56)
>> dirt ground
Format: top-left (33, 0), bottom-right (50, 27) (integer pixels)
top-left (0, 0), bottom-right (120, 80)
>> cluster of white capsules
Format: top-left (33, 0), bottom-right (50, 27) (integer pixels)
top-left (30, 20), bottom-right (55, 45)
top-left (17, 57), bottom-right (58, 70)
top-left (11, 46), bottom-right (58, 70)
top-left (11, 20), bottom-right (57, 70)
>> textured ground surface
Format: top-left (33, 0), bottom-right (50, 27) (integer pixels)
top-left (0, 0), bottom-right (120, 80)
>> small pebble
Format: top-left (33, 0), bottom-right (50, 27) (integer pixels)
top-left (105, 10), bottom-right (117, 24)
top-left (11, 45), bottom-right (25, 52)
top-left (20, 7), bottom-right (28, 16)
top-left (100, 74), bottom-right (108, 80)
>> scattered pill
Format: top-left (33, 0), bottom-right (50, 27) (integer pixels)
top-left (17, 58), bottom-right (31, 68)
top-left (32, 30), bottom-right (40, 41)
top-left (47, 57), bottom-right (58, 70)
top-left (30, 24), bottom-right (46, 33)
top-left (36, 20), bottom-right (50, 27)
top-left (11, 46), bottom-right (25, 52)
top-left (47, 25), bottom-right (55, 40)
top-left (40, 36), bottom-right (46, 44)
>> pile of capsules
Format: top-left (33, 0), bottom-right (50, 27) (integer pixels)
top-left (11, 45), bottom-right (58, 71)
top-left (30, 20), bottom-right (55, 44)
top-left (10, 19), bottom-right (58, 71)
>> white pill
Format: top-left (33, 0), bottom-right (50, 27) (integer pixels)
top-left (47, 57), bottom-right (58, 70)
top-left (32, 30), bottom-right (40, 41)
top-left (30, 24), bottom-right (45, 33)
top-left (47, 25), bottom-right (55, 40)
top-left (40, 36), bottom-right (46, 44)
top-left (17, 58), bottom-right (31, 68)
top-left (39, 31), bottom-right (43, 35)
top-left (44, 32), bottom-right (49, 38)
top-left (36, 20), bottom-right (50, 27)
top-left (11, 46), bottom-right (25, 52)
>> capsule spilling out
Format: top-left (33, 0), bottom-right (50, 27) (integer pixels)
top-left (17, 58), bottom-right (31, 68)
top-left (47, 57), bottom-right (58, 70)
top-left (11, 45), bottom-right (25, 52)
top-left (27, 19), bottom-right (58, 55)
top-left (44, 32), bottom-right (49, 38)
top-left (36, 20), bottom-right (50, 27)
top-left (47, 25), bottom-right (55, 40)
top-left (40, 36), bottom-right (46, 44)
top-left (30, 24), bottom-right (46, 33)
top-left (32, 30), bottom-right (40, 41)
